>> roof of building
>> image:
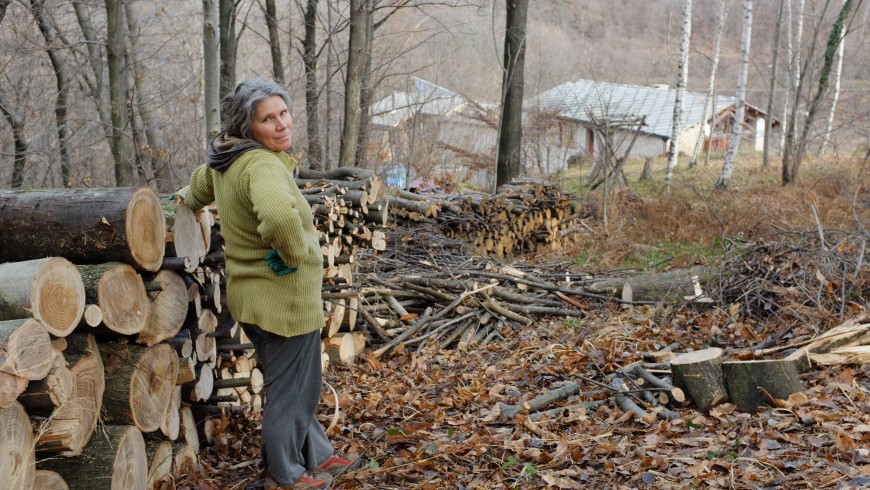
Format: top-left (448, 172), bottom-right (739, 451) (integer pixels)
top-left (370, 78), bottom-right (466, 128)
top-left (530, 79), bottom-right (742, 139)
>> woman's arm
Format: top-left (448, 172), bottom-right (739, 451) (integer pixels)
top-left (180, 164), bottom-right (216, 211)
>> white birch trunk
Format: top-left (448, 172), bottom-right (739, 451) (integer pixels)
top-left (690, 0), bottom-right (728, 167)
top-left (763, 0), bottom-right (785, 167)
top-left (780, 0), bottom-right (794, 151)
top-left (716, 0), bottom-right (754, 190)
top-left (818, 31), bottom-right (845, 155)
top-left (664, 0), bottom-right (692, 191)
top-left (202, 0), bottom-right (221, 142)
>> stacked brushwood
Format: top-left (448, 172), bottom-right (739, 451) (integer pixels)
top-left (384, 179), bottom-right (591, 258)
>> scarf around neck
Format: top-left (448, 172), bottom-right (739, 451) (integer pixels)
top-left (207, 130), bottom-right (262, 172)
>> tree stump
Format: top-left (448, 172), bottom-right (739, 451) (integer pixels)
top-left (137, 270), bottom-right (188, 346)
top-left (670, 348), bottom-right (729, 412)
top-left (0, 187), bottom-right (166, 271)
top-left (35, 334), bottom-right (105, 455)
top-left (100, 342), bottom-right (178, 433)
top-left (0, 401), bottom-right (35, 490)
top-left (0, 257), bottom-right (85, 337)
top-left (33, 470), bottom-right (68, 490)
top-left (39, 425), bottom-right (147, 490)
top-left (77, 263), bottom-right (150, 335)
top-left (722, 359), bottom-right (804, 411)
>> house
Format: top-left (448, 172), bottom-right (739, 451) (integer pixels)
top-left (367, 78), bottom-right (498, 187)
top-left (527, 79), bottom-right (778, 173)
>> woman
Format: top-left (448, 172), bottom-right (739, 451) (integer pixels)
top-left (178, 78), bottom-right (355, 489)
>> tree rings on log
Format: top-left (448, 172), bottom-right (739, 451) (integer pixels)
top-left (77, 263), bottom-right (150, 335)
top-left (145, 440), bottom-right (173, 489)
top-left (40, 425), bottom-right (147, 490)
top-left (0, 318), bottom-right (53, 383)
top-left (0, 257), bottom-right (85, 337)
top-left (100, 342), bottom-right (179, 433)
top-left (33, 470), bottom-right (68, 490)
top-left (670, 348), bottom-right (729, 412)
top-left (0, 187), bottom-right (165, 272)
top-left (138, 270), bottom-right (188, 346)
top-left (0, 401), bottom-right (35, 490)
top-left (722, 359), bottom-right (805, 411)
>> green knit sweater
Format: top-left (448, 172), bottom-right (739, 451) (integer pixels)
top-left (182, 149), bottom-right (325, 338)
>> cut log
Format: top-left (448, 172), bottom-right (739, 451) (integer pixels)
top-left (0, 401), bottom-right (35, 490)
top-left (79, 304), bottom-right (103, 328)
top-left (669, 348), bottom-right (729, 412)
top-left (35, 334), bottom-right (105, 455)
top-left (323, 332), bottom-right (365, 365)
top-left (33, 470), bottom-right (68, 490)
top-left (0, 257), bottom-right (85, 337)
top-left (722, 359), bottom-right (805, 411)
top-left (165, 203), bottom-right (203, 271)
top-left (173, 443), bottom-right (198, 474)
top-left (137, 270), bottom-right (188, 346)
top-left (193, 309), bottom-right (217, 363)
top-left (784, 318), bottom-right (870, 372)
top-left (100, 342), bottom-right (178, 433)
top-left (77, 263), bottom-right (150, 335)
top-left (183, 364), bottom-right (214, 403)
top-left (179, 405), bottom-right (200, 455)
top-left (18, 366), bottom-right (74, 413)
top-left (586, 266), bottom-right (714, 303)
top-left (39, 425), bottom-right (147, 490)
top-left (145, 440), bottom-right (173, 490)
top-left (160, 386), bottom-right (181, 441)
top-left (0, 318), bottom-right (53, 382)
top-left (0, 187), bottom-right (166, 271)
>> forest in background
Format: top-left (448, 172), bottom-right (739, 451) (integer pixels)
top-left (0, 0), bottom-right (868, 191)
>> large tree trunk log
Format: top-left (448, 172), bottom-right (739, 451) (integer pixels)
top-left (137, 270), bottom-right (188, 346)
top-left (0, 401), bottom-right (35, 490)
top-left (722, 359), bottom-right (804, 411)
top-left (0, 318), bottom-right (53, 382)
top-left (100, 342), bottom-right (178, 433)
top-left (39, 425), bottom-right (147, 490)
top-left (0, 258), bottom-right (85, 337)
top-left (33, 470), bottom-right (68, 490)
top-left (670, 348), bottom-right (729, 412)
top-left (0, 187), bottom-right (166, 272)
top-left (77, 263), bottom-right (150, 335)
top-left (587, 266), bottom-right (714, 303)
top-left (35, 334), bottom-right (105, 455)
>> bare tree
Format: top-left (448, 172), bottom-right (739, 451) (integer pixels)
top-left (30, 0), bottom-right (73, 187)
top-left (0, 86), bottom-right (27, 187)
top-left (495, 0), bottom-right (528, 189)
top-left (763, 0), bottom-right (785, 168)
top-left (203, 0), bottom-right (221, 141)
top-left (690, 0), bottom-right (728, 168)
top-left (338, 0), bottom-right (366, 167)
top-left (664, 0), bottom-right (692, 192)
top-left (220, 0), bottom-right (239, 99)
top-left (818, 18), bottom-right (845, 155)
top-left (106, 0), bottom-right (135, 186)
top-left (264, 0), bottom-right (284, 84)
top-left (716, 0), bottom-right (753, 191)
top-left (302, 0), bottom-right (323, 169)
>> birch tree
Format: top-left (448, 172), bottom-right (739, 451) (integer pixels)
top-left (715, 0), bottom-right (753, 191)
top-left (495, 0), bottom-right (529, 188)
top-left (818, 26), bottom-right (845, 155)
top-left (763, 0), bottom-right (785, 168)
top-left (690, 0), bottom-right (728, 168)
top-left (664, 0), bottom-right (692, 191)
top-left (203, 0), bottom-right (221, 142)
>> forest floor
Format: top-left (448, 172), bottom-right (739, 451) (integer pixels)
top-left (178, 155), bottom-right (870, 489)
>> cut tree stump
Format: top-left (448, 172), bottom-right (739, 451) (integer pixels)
top-left (722, 359), bottom-right (804, 411)
top-left (33, 470), bottom-right (68, 490)
top-left (670, 348), bottom-right (729, 412)
top-left (137, 270), bottom-right (188, 346)
top-left (77, 263), bottom-right (150, 335)
top-left (0, 318), bottom-right (53, 383)
top-left (0, 257), bottom-right (85, 337)
top-left (100, 342), bottom-right (179, 433)
top-left (35, 334), bottom-right (105, 455)
top-left (40, 425), bottom-right (147, 490)
top-left (0, 401), bottom-right (35, 490)
top-left (0, 187), bottom-right (166, 272)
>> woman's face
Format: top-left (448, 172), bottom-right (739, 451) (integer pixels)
top-left (251, 95), bottom-right (292, 152)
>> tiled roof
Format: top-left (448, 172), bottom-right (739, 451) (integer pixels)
top-left (370, 78), bottom-right (466, 127)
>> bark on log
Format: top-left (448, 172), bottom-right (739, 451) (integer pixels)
top-left (77, 263), bottom-right (150, 335)
top-left (722, 359), bottom-right (805, 411)
top-left (137, 270), bottom-right (188, 346)
top-left (323, 333), bottom-right (365, 365)
top-left (100, 342), bottom-right (178, 433)
top-left (0, 257), bottom-right (85, 337)
top-left (0, 318), bottom-right (53, 383)
top-left (34, 334), bottom-right (104, 455)
top-left (587, 266), bottom-right (714, 303)
top-left (18, 366), bottom-right (73, 413)
top-left (0, 187), bottom-right (166, 271)
top-left (39, 425), bottom-right (147, 490)
top-left (669, 348), bottom-right (729, 412)
top-left (145, 440), bottom-right (173, 490)
top-left (33, 470), bottom-right (68, 490)
top-left (0, 401), bottom-right (35, 490)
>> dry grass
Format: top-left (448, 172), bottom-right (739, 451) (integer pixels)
top-left (557, 152), bottom-right (870, 270)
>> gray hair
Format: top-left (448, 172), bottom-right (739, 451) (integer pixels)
top-left (222, 78), bottom-right (291, 140)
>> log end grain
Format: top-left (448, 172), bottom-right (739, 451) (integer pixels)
top-left (31, 257), bottom-right (86, 337)
top-left (33, 470), bottom-right (68, 490)
top-left (98, 264), bottom-right (151, 335)
top-left (130, 344), bottom-right (179, 433)
top-left (127, 187), bottom-right (167, 272)
top-left (0, 402), bottom-right (35, 490)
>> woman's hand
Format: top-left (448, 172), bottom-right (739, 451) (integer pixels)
top-left (265, 249), bottom-right (299, 276)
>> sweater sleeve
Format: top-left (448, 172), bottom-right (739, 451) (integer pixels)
top-left (182, 164), bottom-right (215, 211)
top-left (246, 157), bottom-right (310, 265)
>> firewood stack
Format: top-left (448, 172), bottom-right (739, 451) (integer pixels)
top-left (385, 179), bottom-right (590, 258)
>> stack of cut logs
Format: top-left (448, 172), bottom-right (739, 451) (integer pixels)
top-left (384, 178), bottom-right (590, 258)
